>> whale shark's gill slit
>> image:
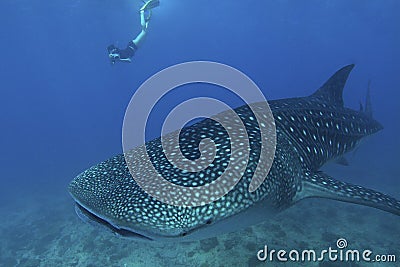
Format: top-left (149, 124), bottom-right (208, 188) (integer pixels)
top-left (75, 204), bottom-right (153, 241)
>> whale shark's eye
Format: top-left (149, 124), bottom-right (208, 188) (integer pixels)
top-left (206, 219), bottom-right (213, 225)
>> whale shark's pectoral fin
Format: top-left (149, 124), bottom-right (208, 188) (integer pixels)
top-left (334, 156), bottom-right (349, 166)
top-left (295, 171), bottom-right (400, 216)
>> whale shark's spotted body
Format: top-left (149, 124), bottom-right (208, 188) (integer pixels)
top-left (69, 65), bottom-right (400, 241)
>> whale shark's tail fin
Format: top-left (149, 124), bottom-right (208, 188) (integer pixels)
top-left (359, 80), bottom-right (375, 117)
top-left (364, 80), bottom-right (373, 117)
top-left (296, 171), bottom-right (400, 216)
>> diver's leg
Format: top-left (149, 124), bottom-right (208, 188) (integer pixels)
top-left (133, 30), bottom-right (146, 47)
top-left (132, 10), bottom-right (149, 47)
top-left (140, 9), bottom-right (150, 30)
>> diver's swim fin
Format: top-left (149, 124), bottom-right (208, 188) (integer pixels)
top-left (140, 0), bottom-right (160, 12)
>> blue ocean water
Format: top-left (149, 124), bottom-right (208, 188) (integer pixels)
top-left (1, 0), bottom-right (399, 266)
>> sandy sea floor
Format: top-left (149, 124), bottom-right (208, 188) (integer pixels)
top-left (1, 166), bottom-right (399, 267)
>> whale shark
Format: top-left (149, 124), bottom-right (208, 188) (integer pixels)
top-left (68, 64), bottom-right (400, 241)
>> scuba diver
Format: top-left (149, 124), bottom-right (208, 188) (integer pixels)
top-left (107, 0), bottom-right (160, 64)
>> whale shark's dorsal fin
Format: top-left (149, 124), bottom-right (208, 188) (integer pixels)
top-left (310, 64), bottom-right (355, 107)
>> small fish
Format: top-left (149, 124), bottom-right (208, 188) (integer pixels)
top-left (69, 65), bottom-right (399, 241)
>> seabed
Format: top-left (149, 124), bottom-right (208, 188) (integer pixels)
top-left (1, 165), bottom-right (399, 267)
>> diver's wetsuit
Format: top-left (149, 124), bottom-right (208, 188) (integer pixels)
top-left (108, 40), bottom-right (138, 64)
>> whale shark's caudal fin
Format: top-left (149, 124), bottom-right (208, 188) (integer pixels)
top-left (364, 80), bottom-right (373, 117)
top-left (310, 64), bottom-right (355, 107)
top-left (295, 172), bottom-right (400, 216)
top-left (359, 80), bottom-right (373, 117)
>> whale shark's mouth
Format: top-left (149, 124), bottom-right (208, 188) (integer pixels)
top-left (74, 203), bottom-right (153, 241)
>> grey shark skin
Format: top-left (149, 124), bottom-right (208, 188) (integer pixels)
top-left (69, 65), bottom-right (400, 241)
